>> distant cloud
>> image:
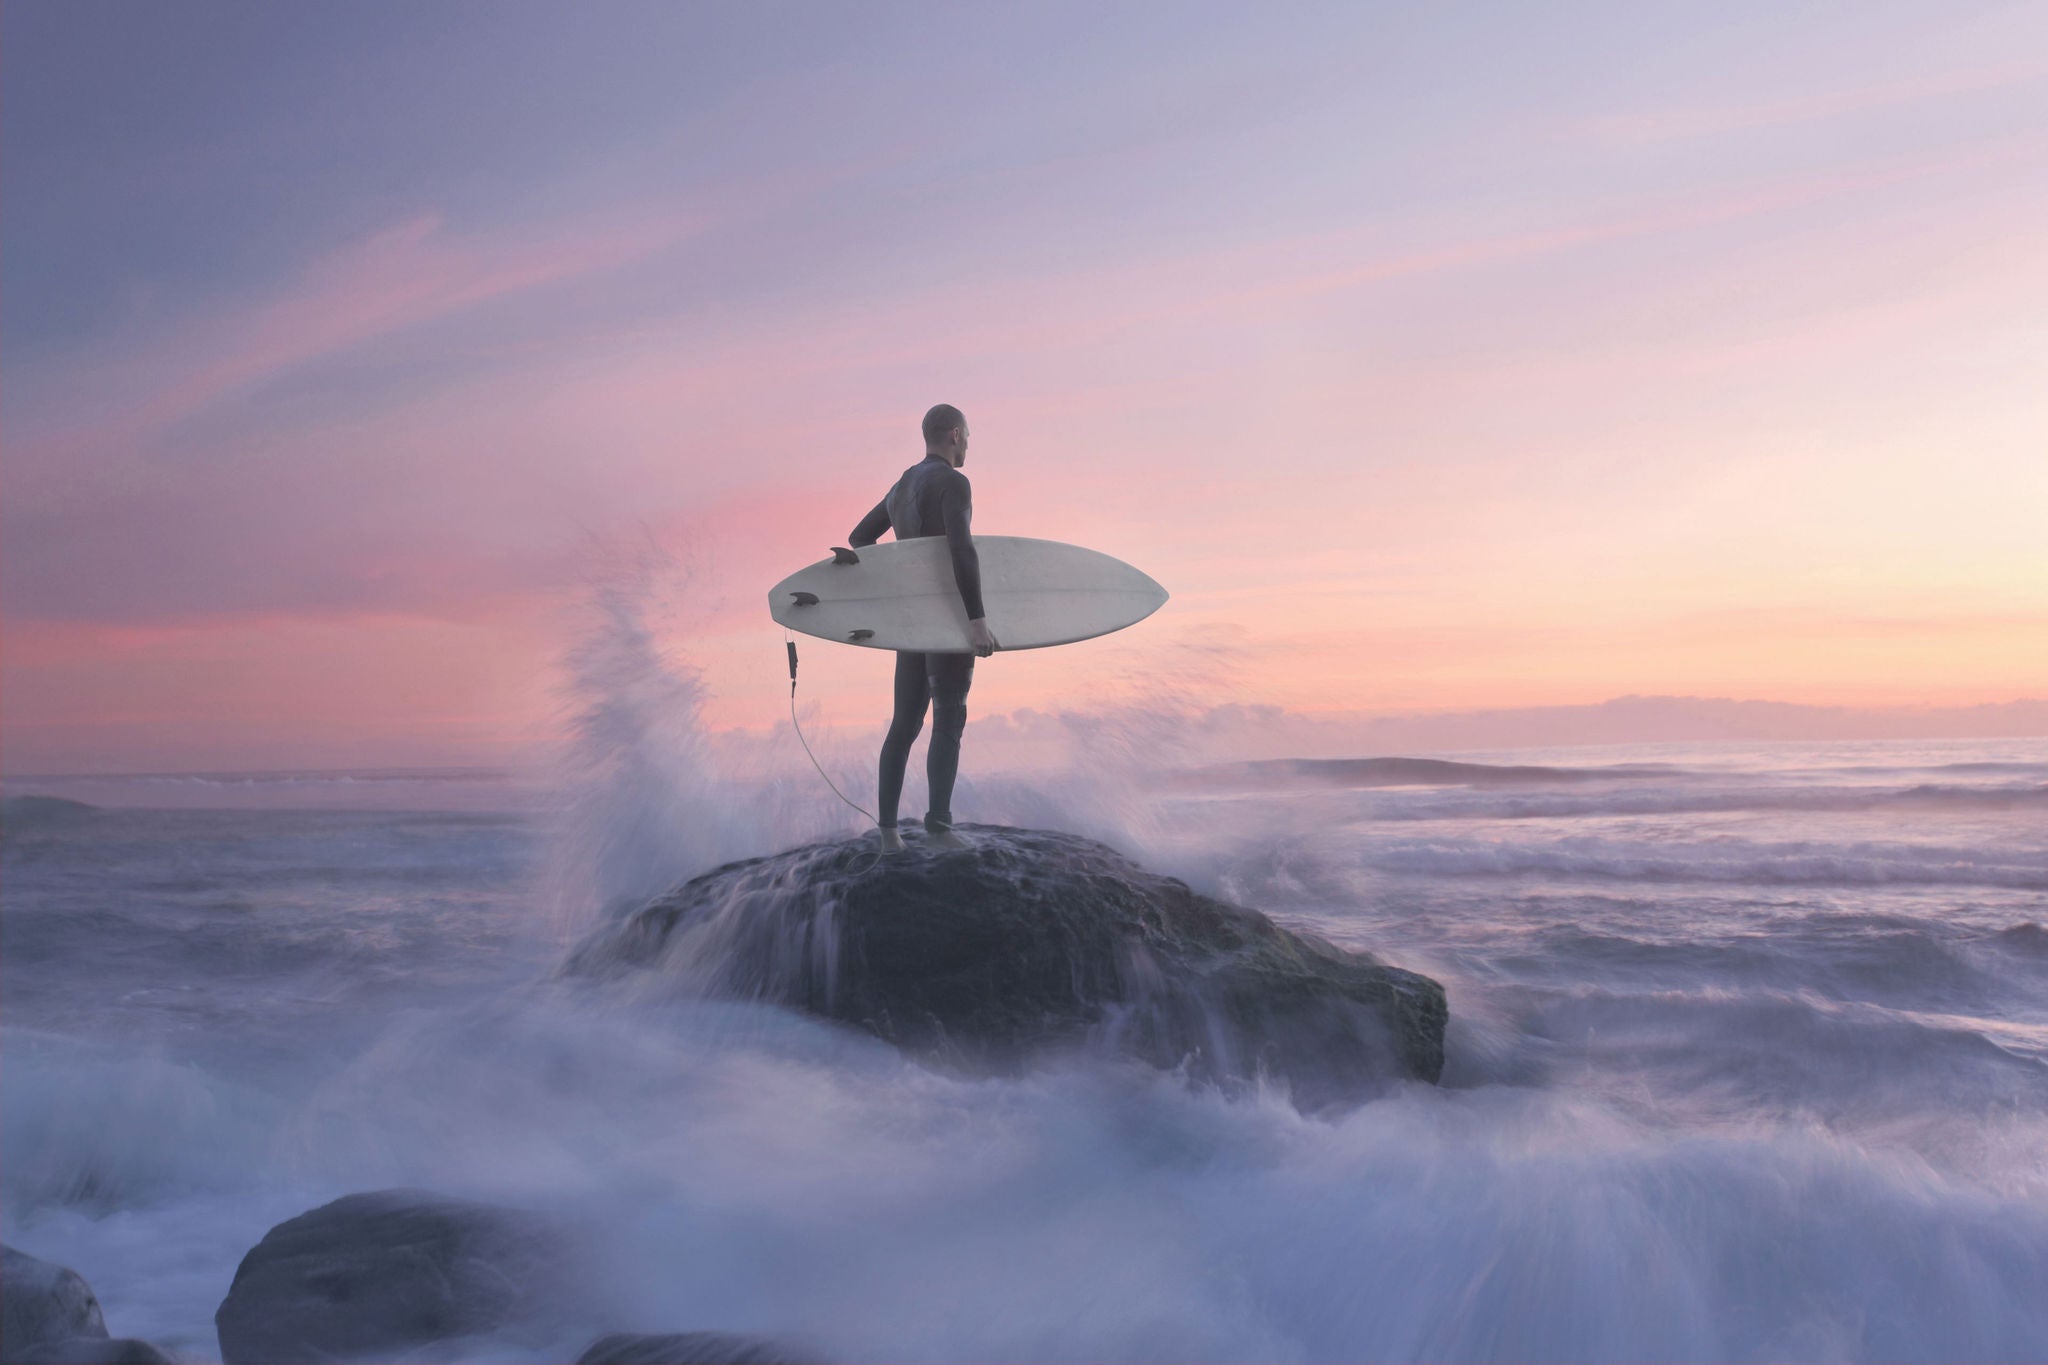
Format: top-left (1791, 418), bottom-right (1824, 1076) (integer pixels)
top-left (1581, 64), bottom-right (2046, 147)
top-left (1159, 695), bottom-right (2048, 758)
top-left (714, 693), bottom-right (2048, 777)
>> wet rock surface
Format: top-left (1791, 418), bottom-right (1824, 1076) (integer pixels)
top-left (213, 1189), bottom-right (582, 1364)
top-left (565, 823), bottom-right (1446, 1108)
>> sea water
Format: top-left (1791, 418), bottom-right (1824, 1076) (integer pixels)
top-left (4, 733), bottom-right (2046, 1363)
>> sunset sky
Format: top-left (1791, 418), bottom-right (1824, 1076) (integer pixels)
top-left (4, 2), bottom-right (2045, 774)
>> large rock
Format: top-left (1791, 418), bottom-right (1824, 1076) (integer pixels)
top-left (1, 1245), bottom-right (107, 1363)
top-left (577, 1332), bottom-right (817, 1364)
top-left (214, 1189), bottom-right (581, 1364)
top-left (565, 824), bottom-right (1446, 1108)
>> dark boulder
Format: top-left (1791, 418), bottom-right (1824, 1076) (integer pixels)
top-left (2, 1245), bottom-right (107, 1364)
top-left (564, 823), bottom-right (1446, 1109)
top-left (577, 1332), bottom-right (818, 1365)
top-left (214, 1189), bottom-right (582, 1364)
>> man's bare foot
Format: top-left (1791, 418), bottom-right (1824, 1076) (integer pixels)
top-left (925, 827), bottom-right (968, 851)
top-left (878, 826), bottom-right (906, 854)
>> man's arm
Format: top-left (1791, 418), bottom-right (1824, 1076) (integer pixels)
top-left (848, 499), bottom-right (890, 549)
top-left (939, 473), bottom-right (986, 622)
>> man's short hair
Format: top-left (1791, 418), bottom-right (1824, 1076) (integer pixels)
top-left (922, 403), bottom-right (965, 445)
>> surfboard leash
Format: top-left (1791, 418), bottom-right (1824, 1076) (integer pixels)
top-left (785, 629), bottom-right (879, 825)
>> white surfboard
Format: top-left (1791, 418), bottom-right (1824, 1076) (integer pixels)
top-left (769, 536), bottom-right (1167, 653)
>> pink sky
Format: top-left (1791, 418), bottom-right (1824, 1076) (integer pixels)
top-left (4, 6), bottom-right (2045, 774)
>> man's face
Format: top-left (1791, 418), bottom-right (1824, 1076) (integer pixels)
top-left (956, 423), bottom-right (970, 467)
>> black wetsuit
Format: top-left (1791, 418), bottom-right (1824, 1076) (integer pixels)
top-left (849, 455), bottom-right (984, 831)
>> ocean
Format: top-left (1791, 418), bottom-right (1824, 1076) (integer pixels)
top-left (4, 737), bottom-right (2046, 1362)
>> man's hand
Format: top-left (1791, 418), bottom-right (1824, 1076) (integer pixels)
top-left (969, 618), bottom-right (1000, 658)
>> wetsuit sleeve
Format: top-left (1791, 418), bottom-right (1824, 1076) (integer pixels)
top-left (848, 499), bottom-right (890, 548)
top-left (940, 473), bottom-right (985, 621)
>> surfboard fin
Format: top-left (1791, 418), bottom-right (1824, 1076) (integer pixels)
top-left (831, 546), bottom-right (860, 565)
top-left (789, 591), bottom-right (820, 606)
top-left (848, 629), bottom-right (875, 642)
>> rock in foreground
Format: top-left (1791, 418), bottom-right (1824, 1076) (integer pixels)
top-left (2, 1245), bottom-right (107, 1363)
top-left (565, 824), bottom-right (1446, 1108)
top-left (214, 1190), bottom-right (580, 1364)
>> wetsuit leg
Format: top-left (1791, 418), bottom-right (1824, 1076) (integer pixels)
top-left (924, 653), bottom-right (974, 831)
top-left (877, 651), bottom-right (931, 828)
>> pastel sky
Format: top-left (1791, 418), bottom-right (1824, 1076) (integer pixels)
top-left (4, 1), bottom-right (2045, 774)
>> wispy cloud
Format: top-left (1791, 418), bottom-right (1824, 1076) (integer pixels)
top-left (1581, 64), bottom-right (2046, 146)
top-left (8, 202), bottom-right (705, 471)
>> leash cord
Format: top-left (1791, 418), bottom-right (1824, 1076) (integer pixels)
top-left (786, 632), bottom-right (877, 824)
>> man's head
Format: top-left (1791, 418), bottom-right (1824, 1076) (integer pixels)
top-left (922, 403), bottom-right (969, 467)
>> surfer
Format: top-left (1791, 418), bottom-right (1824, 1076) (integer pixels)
top-left (848, 404), bottom-right (1000, 852)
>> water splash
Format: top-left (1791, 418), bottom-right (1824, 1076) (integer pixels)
top-left (537, 543), bottom-right (850, 940)
top-left (534, 545), bottom-right (1258, 938)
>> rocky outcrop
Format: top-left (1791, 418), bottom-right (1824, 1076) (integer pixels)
top-left (0, 797), bottom-right (98, 837)
top-left (2, 1245), bottom-right (107, 1363)
top-left (214, 1189), bottom-right (582, 1364)
top-left (577, 1332), bottom-right (818, 1365)
top-left (564, 824), bottom-right (1446, 1109)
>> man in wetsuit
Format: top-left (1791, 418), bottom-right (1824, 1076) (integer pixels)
top-left (848, 403), bottom-right (1000, 852)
